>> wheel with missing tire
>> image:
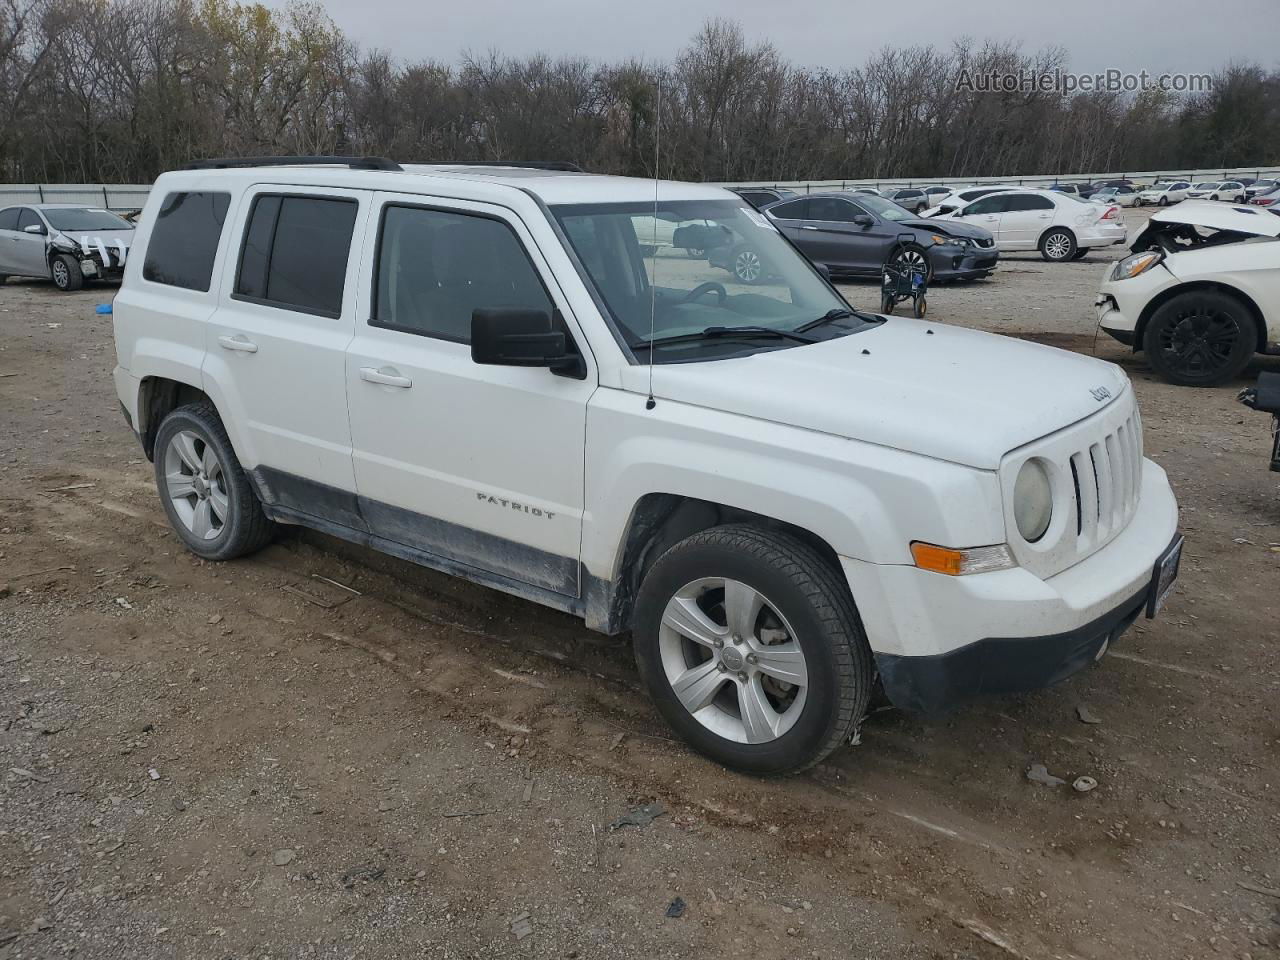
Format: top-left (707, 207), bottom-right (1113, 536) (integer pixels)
top-left (633, 525), bottom-right (873, 776)
top-left (153, 402), bottom-right (276, 560)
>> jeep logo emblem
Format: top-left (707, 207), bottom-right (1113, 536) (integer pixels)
top-left (1090, 386), bottom-right (1112, 402)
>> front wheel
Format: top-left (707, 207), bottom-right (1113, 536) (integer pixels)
top-left (1039, 228), bottom-right (1076, 262)
top-left (880, 292), bottom-right (895, 315)
top-left (50, 255), bottom-right (83, 291)
top-left (153, 402), bottom-right (276, 560)
top-left (633, 525), bottom-right (874, 776)
top-left (732, 248), bottom-right (765, 285)
top-left (888, 244), bottom-right (931, 282)
top-left (1158, 196), bottom-right (1169, 206)
top-left (1141, 290), bottom-right (1257, 387)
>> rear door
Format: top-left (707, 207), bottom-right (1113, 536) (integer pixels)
top-left (0, 207), bottom-right (23, 274)
top-left (344, 192), bottom-right (595, 596)
top-left (204, 186), bottom-right (368, 526)
top-left (997, 194), bottom-right (1055, 249)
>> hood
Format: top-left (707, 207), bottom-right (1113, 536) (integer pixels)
top-left (50, 228), bottom-right (135, 268)
top-left (1145, 199), bottom-right (1280, 237)
top-left (641, 317), bottom-right (1129, 469)
top-left (899, 218), bottom-right (993, 242)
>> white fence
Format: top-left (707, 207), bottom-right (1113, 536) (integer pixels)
top-left (713, 166), bottom-right (1280, 193)
top-left (0, 184), bottom-right (152, 211)
top-left (3, 166), bottom-right (1279, 208)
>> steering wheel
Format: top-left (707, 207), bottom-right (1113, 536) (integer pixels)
top-left (680, 281), bottom-right (727, 305)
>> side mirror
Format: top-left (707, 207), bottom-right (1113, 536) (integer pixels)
top-left (471, 308), bottom-right (585, 379)
top-left (852, 214), bottom-right (873, 228)
top-left (23, 223), bottom-right (46, 235)
top-left (815, 263), bottom-right (831, 281)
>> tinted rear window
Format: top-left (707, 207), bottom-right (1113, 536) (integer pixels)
top-left (143, 192), bottom-right (231, 291)
top-left (235, 195), bottom-right (358, 317)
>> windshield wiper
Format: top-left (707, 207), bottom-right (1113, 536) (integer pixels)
top-left (642, 325), bottom-right (817, 348)
top-left (794, 308), bottom-right (880, 333)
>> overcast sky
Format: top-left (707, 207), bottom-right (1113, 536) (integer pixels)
top-left (274, 0), bottom-right (1278, 75)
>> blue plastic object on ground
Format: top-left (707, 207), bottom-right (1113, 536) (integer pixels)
top-left (95, 303), bottom-right (113, 315)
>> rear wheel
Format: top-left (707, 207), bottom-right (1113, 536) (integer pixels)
top-left (1142, 290), bottom-right (1257, 387)
top-left (1039, 228), bottom-right (1076, 262)
top-left (633, 525), bottom-right (873, 776)
top-left (153, 402), bottom-right (276, 560)
top-left (50, 255), bottom-right (83, 291)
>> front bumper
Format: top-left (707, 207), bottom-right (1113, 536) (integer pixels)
top-left (841, 457), bottom-right (1179, 711)
top-left (1095, 262), bottom-right (1179, 346)
top-left (928, 243), bottom-right (999, 279)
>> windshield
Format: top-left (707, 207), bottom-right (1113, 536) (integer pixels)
top-left (552, 198), bottom-right (868, 363)
top-left (40, 207), bottom-right (131, 232)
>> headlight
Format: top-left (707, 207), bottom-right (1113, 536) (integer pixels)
top-left (1013, 459), bottom-right (1053, 543)
top-left (930, 234), bottom-right (961, 246)
top-left (1109, 250), bottom-right (1163, 281)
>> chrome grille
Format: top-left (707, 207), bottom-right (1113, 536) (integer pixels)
top-left (1069, 409), bottom-right (1143, 555)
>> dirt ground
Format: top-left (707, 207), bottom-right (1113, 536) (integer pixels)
top-left (2, 207), bottom-right (1279, 960)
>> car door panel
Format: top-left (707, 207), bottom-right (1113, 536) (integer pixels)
top-left (344, 192), bottom-right (595, 597)
top-left (11, 208), bottom-right (50, 276)
top-left (204, 186), bottom-right (367, 518)
top-left (803, 198), bottom-right (892, 275)
top-left (998, 196), bottom-right (1054, 249)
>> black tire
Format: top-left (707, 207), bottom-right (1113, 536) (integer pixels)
top-left (880, 292), bottom-right (894, 315)
top-left (632, 524), bottom-right (874, 776)
top-left (913, 294), bottom-right (927, 319)
top-left (152, 402), bottom-right (276, 560)
top-left (731, 247), bottom-right (765, 285)
top-left (1141, 290), bottom-right (1257, 387)
top-left (1158, 196), bottom-right (1169, 206)
top-left (888, 244), bottom-right (931, 282)
top-left (1039, 228), bottom-right (1076, 262)
top-left (50, 255), bottom-right (83, 291)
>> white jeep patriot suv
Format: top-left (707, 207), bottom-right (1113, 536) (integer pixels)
top-left (112, 157), bottom-right (1182, 775)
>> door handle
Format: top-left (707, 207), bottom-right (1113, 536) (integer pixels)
top-left (218, 335), bottom-right (258, 353)
top-left (800, 225), bottom-right (818, 231)
top-left (360, 366), bottom-right (412, 388)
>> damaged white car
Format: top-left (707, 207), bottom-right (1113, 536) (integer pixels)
top-left (0, 204), bottom-right (134, 291)
top-left (1096, 200), bottom-right (1280, 386)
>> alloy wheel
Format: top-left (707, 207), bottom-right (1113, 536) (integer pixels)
top-left (51, 260), bottom-right (68, 288)
top-left (658, 577), bottom-right (808, 744)
top-left (1044, 233), bottom-right (1072, 260)
top-left (1156, 304), bottom-right (1243, 380)
top-left (734, 250), bottom-right (762, 283)
top-left (163, 430), bottom-right (229, 540)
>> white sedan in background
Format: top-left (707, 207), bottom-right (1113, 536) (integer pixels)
top-left (1186, 181), bottom-right (1248, 202)
top-left (933, 188), bottom-right (1127, 261)
top-left (920, 185), bottom-right (1015, 218)
top-left (1091, 185), bottom-right (1140, 207)
top-left (1135, 181), bottom-right (1191, 206)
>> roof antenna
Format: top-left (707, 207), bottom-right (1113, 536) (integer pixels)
top-left (645, 72), bottom-right (662, 411)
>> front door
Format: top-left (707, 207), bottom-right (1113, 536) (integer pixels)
top-left (955, 194), bottom-right (1007, 247)
top-left (4, 208), bottom-right (51, 277)
top-left (803, 197), bottom-right (892, 276)
top-left (344, 193), bottom-right (596, 597)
